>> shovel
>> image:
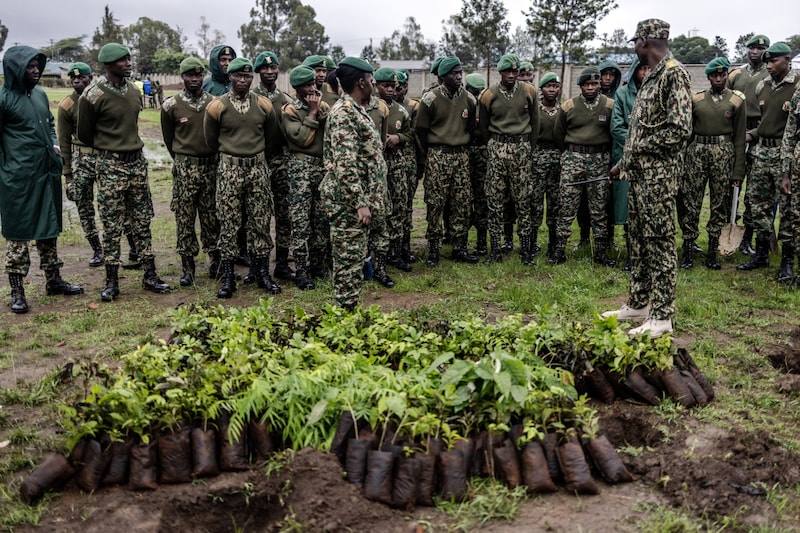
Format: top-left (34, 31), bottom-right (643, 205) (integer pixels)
top-left (718, 185), bottom-right (745, 256)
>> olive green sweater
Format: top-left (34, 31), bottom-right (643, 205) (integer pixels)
top-left (254, 85), bottom-right (290, 157)
top-left (478, 82), bottom-right (539, 144)
top-left (754, 70), bottom-right (800, 141)
top-left (553, 95), bottom-right (613, 148)
top-left (691, 88), bottom-right (747, 180)
top-left (281, 98), bottom-right (329, 158)
top-left (204, 93), bottom-right (279, 157)
top-left (415, 86), bottom-right (476, 148)
top-left (160, 90), bottom-right (216, 158)
top-left (56, 91), bottom-right (87, 175)
top-left (537, 101), bottom-right (560, 145)
top-left (77, 78), bottom-right (144, 152)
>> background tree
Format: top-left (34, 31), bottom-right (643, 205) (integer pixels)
top-left (595, 28), bottom-right (634, 62)
top-left (785, 34), bottom-right (800, 56)
top-left (329, 44), bottom-right (346, 66)
top-left (361, 39), bottom-right (377, 64)
top-left (526, 0), bottom-right (618, 82)
top-left (438, 14), bottom-right (479, 67)
top-left (733, 32), bottom-right (754, 63)
top-left (196, 16), bottom-right (226, 58)
top-left (124, 17), bottom-right (183, 74)
top-left (450, 0), bottom-right (510, 80)
top-left (238, 0), bottom-right (330, 69)
top-left (0, 19), bottom-right (8, 55)
top-left (90, 5), bottom-right (125, 66)
top-left (152, 50), bottom-right (192, 74)
top-left (43, 36), bottom-right (88, 63)
top-left (712, 36), bottom-right (729, 58)
top-left (669, 35), bottom-right (717, 64)
top-left (377, 17), bottom-right (435, 61)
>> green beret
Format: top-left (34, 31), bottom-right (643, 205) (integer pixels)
top-left (67, 62), bottom-right (91, 77)
top-left (396, 70), bottom-right (409, 83)
top-left (254, 51), bottom-right (279, 70)
top-left (745, 34), bottom-right (770, 48)
top-left (430, 57), bottom-right (444, 74)
top-left (289, 65), bottom-right (315, 87)
top-left (437, 56), bottom-right (461, 76)
top-left (519, 61), bottom-right (534, 73)
top-left (705, 57), bottom-right (731, 75)
top-left (538, 72), bottom-right (560, 88)
top-left (465, 73), bottom-right (486, 90)
top-left (228, 57), bottom-right (254, 74)
top-left (98, 43), bottom-right (131, 63)
top-left (763, 42), bottom-right (792, 61)
top-left (179, 57), bottom-right (206, 75)
top-left (302, 55), bottom-right (326, 68)
top-left (497, 54), bottom-right (520, 72)
top-left (339, 56), bottom-right (373, 73)
top-left (577, 66), bottom-right (601, 86)
top-left (629, 18), bottom-right (670, 41)
top-left (324, 56), bottom-right (336, 69)
top-left (374, 67), bottom-right (397, 83)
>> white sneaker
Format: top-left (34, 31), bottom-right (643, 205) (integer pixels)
top-left (601, 304), bottom-right (651, 321)
top-left (628, 318), bottom-right (673, 338)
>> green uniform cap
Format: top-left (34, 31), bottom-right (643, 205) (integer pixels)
top-left (577, 66), bottom-right (601, 86)
top-left (67, 62), bottom-right (91, 77)
top-left (289, 65), bottom-right (316, 87)
top-left (254, 51), bottom-right (279, 70)
top-left (763, 42), bottom-right (792, 61)
top-left (704, 57), bottom-right (731, 75)
top-left (430, 57), bottom-right (444, 74)
top-left (497, 54), bottom-right (520, 72)
top-left (302, 55), bottom-right (326, 68)
top-left (538, 72), bottom-right (560, 88)
top-left (519, 61), bottom-right (534, 72)
top-left (374, 67), bottom-right (397, 83)
top-left (339, 56), bottom-right (373, 73)
top-left (179, 57), bottom-right (206, 75)
top-left (465, 73), bottom-right (486, 90)
top-left (437, 56), bottom-right (462, 76)
top-left (396, 70), bottom-right (409, 83)
top-left (324, 56), bottom-right (336, 69)
top-left (228, 57), bottom-right (254, 74)
top-left (98, 43), bottom-right (131, 63)
top-left (629, 18), bottom-right (670, 41)
top-left (745, 34), bottom-right (770, 48)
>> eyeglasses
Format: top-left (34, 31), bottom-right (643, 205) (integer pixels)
top-left (230, 73), bottom-right (254, 80)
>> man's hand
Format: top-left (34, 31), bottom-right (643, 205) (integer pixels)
top-left (53, 144), bottom-right (61, 155)
top-left (357, 206), bottom-right (372, 226)
top-left (781, 171), bottom-right (792, 195)
top-left (609, 165), bottom-right (620, 179)
top-left (385, 134), bottom-right (401, 151)
top-left (307, 91), bottom-right (321, 119)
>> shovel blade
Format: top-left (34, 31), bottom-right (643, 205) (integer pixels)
top-left (718, 224), bottom-right (745, 256)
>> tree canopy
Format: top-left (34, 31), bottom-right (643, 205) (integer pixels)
top-left (446, 0), bottom-right (510, 78)
top-left (196, 16), bottom-right (226, 59)
top-left (124, 17), bottom-right (184, 74)
top-left (669, 35), bottom-right (719, 64)
top-left (0, 19), bottom-right (8, 55)
top-left (377, 17), bottom-right (435, 61)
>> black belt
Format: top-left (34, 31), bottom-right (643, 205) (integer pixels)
top-left (429, 144), bottom-right (467, 153)
top-left (291, 152), bottom-right (323, 165)
top-left (220, 153), bottom-right (265, 168)
top-left (99, 149), bottom-right (143, 162)
top-left (175, 153), bottom-right (218, 165)
top-left (747, 118), bottom-right (760, 130)
top-left (568, 144), bottom-right (609, 154)
top-left (537, 141), bottom-right (558, 150)
top-left (694, 135), bottom-right (731, 145)
top-left (759, 137), bottom-right (781, 147)
top-left (491, 134), bottom-right (529, 143)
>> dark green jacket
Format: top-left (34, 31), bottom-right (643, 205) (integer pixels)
top-left (0, 45), bottom-right (63, 241)
top-left (202, 44), bottom-right (235, 96)
top-left (610, 58), bottom-right (642, 166)
top-left (599, 60), bottom-right (622, 99)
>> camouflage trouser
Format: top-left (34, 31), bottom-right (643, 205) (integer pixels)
top-left (215, 157), bottom-right (274, 261)
top-left (5, 238), bottom-right (62, 276)
top-left (680, 141), bottom-right (734, 241)
top-left (788, 142), bottom-right (800, 249)
top-left (531, 146), bottom-right (561, 233)
top-left (95, 154), bottom-right (155, 266)
top-left (625, 166), bottom-right (678, 321)
top-left (270, 150), bottom-right (292, 250)
top-left (401, 144), bottom-right (419, 237)
top-left (486, 139), bottom-right (533, 239)
top-left (329, 219), bottom-right (369, 308)
top-left (468, 144), bottom-right (488, 231)
top-left (386, 150), bottom-right (409, 246)
top-left (67, 148), bottom-right (99, 238)
top-left (746, 144), bottom-right (791, 243)
top-left (423, 147), bottom-right (471, 243)
top-left (557, 150), bottom-right (610, 242)
top-left (287, 154), bottom-right (329, 268)
top-left (171, 157), bottom-right (220, 257)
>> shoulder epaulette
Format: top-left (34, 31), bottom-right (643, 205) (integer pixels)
top-left (206, 98), bottom-right (225, 120)
top-left (730, 90), bottom-right (745, 107)
top-left (378, 99), bottom-right (390, 117)
top-left (666, 59), bottom-right (678, 69)
top-left (605, 97), bottom-right (614, 110)
top-left (407, 99), bottom-right (419, 111)
top-left (256, 94), bottom-right (274, 113)
top-left (728, 69), bottom-right (742, 81)
top-left (691, 91), bottom-right (705, 103)
top-left (523, 83), bottom-right (538, 99)
top-left (83, 84), bottom-right (104, 105)
top-left (281, 102), bottom-right (298, 116)
top-left (421, 90), bottom-right (437, 106)
top-left (561, 98), bottom-right (575, 112)
top-left (479, 88), bottom-right (494, 106)
top-left (161, 96), bottom-right (176, 112)
top-left (755, 79), bottom-right (765, 97)
top-left (58, 95), bottom-right (74, 111)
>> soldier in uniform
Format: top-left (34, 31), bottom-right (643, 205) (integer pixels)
top-left (253, 51), bottom-right (295, 284)
top-left (551, 66), bottom-right (615, 266)
top-left (1, 46), bottom-right (84, 313)
top-left (394, 70), bottom-right (421, 263)
top-left (518, 62), bottom-right (535, 84)
top-left (780, 83), bottom-right (800, 287)
top-left (728, 34), bottom-right (770, 255)
top-left (737, 43), bottom-right (800, 282)
top-left (57, 62), bottom-right (103, 268)
top-left (465, 73), bottom-right (489, 256)
top-left (603, 19), bottom-right (692, 338)
top-left (534, 73), bottom-right (564, 262)
top-left (321, 57), bottom-right (391, 310)
top-left (204, 57), bottom-right (282, 298)
top-left (598, 59), bottom-right (624, 250)
top-left (78, 43), bottom-right (171, 302)
top-left (282, 65), bottom-right (330, 290)
top-left (302, 55), bottom-right (339, 108)
top-left (416, 56), bottom-right (478, 266)
top-left (202, 44), bottom-right (236, 96)
top-left (479, 54), bottom-right (540, 265)
top-left (160, 57), bottom-right (220, 286)
top-left (680, 57), bottom-right (746, 270)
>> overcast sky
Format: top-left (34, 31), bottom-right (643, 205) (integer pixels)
top-left (2, 0), bottom-right (798, 62)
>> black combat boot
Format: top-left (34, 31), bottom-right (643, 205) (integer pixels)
top-left (775, 244), bottom-right (795, 283)
top-left (8, 273), bottom-right (28, 313)
top-left (45, 269), bottom-right (84, 295)
top-left (501, 224), bottom-right (514, 252)
top-left (593, 240), bottom-right (616, 267)
top-left (578, 224), bottom-right (591, 247)
top-left (473, 227), bottom-right (488, 256)
top-left (101, 264), bottom-right (120, 302)
top-left (373, 255), bottom-right (396, 288)
top-left (208, 251), bottom-right (221, 279)
top-left (426, 240), bottom-right (440, 267)
top-left (273, 247), bottom-right (296, 281)
top-left (235, 229), bottom-right (251, 267)
top-left (546, 226), bottom-right (557, 257)
top-left (680, 240), bottom-right (694, 269)
top-left (142, 258), bottom-right (171, 293)
top-left (485, 234), bottom-right (503, 264)
top-left (451, 237), bottom-right (479, 264)
top-left (705, 237), bottom-right (721, 270)
top-left (180, 255), bottom-right (195, 286)
top-left (401, 233), bottom-right (416, 263)
top-left (530, 229), bottom-right (541, 257)
top-left (692, 242), bottom-right (704, 254)
top-left (293, 266), bottom-right (316, 291)
top-left (87, 234), bottom-right (103, 267)
top-left (216, 260), bottom-right (236, 298)
top-left (739, 225), bottom-right (755, 255)
top-left (255, 257), bottom-right (282, 294)
top-left (737, 237), bottom-right (770, 270)
top-left (547, 238), bottom-right (566, 265)
top-left (309, 262), bottom-right (330, 280)
top-left (389, 241), bottom-right (412, 272)
top-left (519, 236), bottom-right (534, 266)
top-left (122, 234), bottom-right (141, 269)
